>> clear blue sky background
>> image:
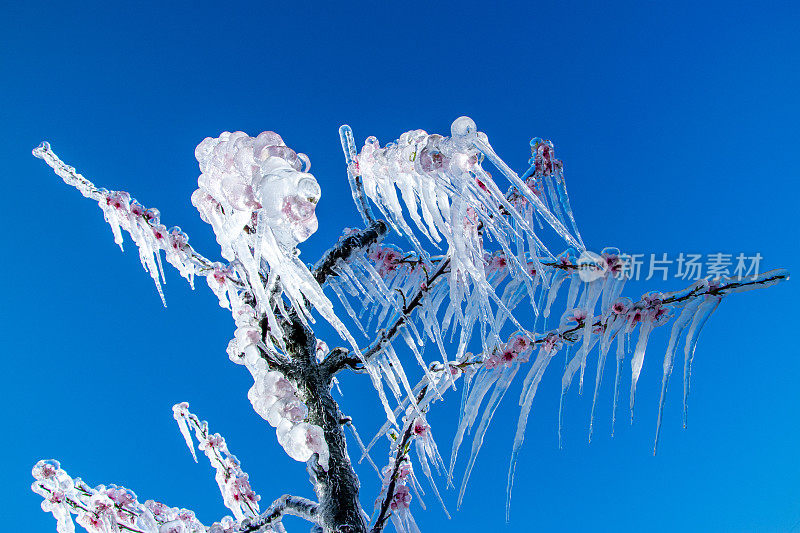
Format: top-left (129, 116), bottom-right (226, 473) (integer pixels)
top-left (2, 2), bottom-right (798, 532)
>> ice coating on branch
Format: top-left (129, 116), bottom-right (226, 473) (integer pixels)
top-left (223, 306), bottom-right (330, 469)
top-left (172, 403), bottom-right (261, 520)
top-left (247, 370), bottom-right (330, 469)
top-left (31, 459), bottom-right (208, 533)
top-left (32, 142), bottom-right (211, 307)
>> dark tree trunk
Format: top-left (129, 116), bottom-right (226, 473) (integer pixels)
top-left (282, 313), bottom-right (368, 533)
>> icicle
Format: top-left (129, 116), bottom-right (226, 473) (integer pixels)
top-left (552, 169), bottom-right (585, 250)
top-left (457, 365), bottom-right (519, 509)
top-left (339, 125), bottom-right (376, 226)
top-left (472, 136), bottom-right (583, 250)
top-left (414, 440), bottom-right (451, 518)
top-left (506, 348), bottom-right (554, 520)
top-left (385, 344), bottom-right (420, 413)
top-left (378, 354), bottom-right (403, 404)
top-left (346, 422), bottom-right (381, 476)
top-left (611, 332), bottom-right (626, 437)
top-left (653, 299), bottom-right (703, 454)
top-left (589, 315), bottom-right (625, 442)
top-left (172, 404), bottom-right (197, 463)
top-left (577, 279), bottom-right (604, 392)
top-left (683, 295), bottom-right (722, 428)
top-left (365, 360), bottom-right (398, 428)
top-left (565, 273), bottom-right (582, 311)
top-left (448, 369), bottom-right (500, 483)
top-left (629, 317), bottom-right (656, 423)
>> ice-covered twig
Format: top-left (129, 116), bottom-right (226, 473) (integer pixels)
top-left (32, 142), bottom-right (244, 304)
top-left (313, 220), bottom-right (388, 286)
top-left (31, 459), bottom-right (208, 533)
top-left (237, 494), bottom-right (320, 532)
top-left (362, 257), bottom-right (451, 362)
top-left (172, 402), bottom-right (261, 521)
top-left (371, 388), bottom-right (427, 533)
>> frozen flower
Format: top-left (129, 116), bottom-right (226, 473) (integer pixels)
top-left (413, 418), bottom-right (429, 438)
top-left (390, 485), bottom-right (412, 510)
top-left (611, 297), bottom-right (632, 315)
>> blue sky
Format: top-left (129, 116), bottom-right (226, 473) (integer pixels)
top-left (2, 1), bottom-right (799, 532)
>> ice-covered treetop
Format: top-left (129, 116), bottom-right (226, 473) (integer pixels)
top-left (31, 118), bottom-right (789, 533)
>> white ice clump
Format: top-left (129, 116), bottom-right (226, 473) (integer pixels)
top-left (225, 302), bottom-right (330, 470)
top-left (193, 132), bottom-right (360, 353)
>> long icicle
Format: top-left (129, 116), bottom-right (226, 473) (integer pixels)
top-left (683, 295), bottom-right (722, 428)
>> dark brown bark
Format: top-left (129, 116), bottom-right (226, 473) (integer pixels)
top-left (281, 312), bottom-right (368, 533)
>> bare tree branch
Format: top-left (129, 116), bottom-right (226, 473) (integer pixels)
top-left (320, 348), bottom-right (364, 378)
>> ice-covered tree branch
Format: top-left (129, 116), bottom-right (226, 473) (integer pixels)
top-left (371, 388), bottom-right (427, 533)
top-left (32, 142), bottom-right (244, 307)
top-left (30, 117), bottom-right (788, 533)
top-left (236, 495), bottom-right (320, 533)
top-left (313, 221), bottom-right (388, 286)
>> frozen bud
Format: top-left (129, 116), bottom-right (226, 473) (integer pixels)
top-left (305, 424), bottom-right (329, 469)
top-left (652, 305), bottom-right (673, 326)
top-left (234, 326), bottom-right (261, 346)
top-left (143, 207), bottom-right (160, 224)
top-left (315, 339), bottom-right (329, 362)
top-left (32, 459), bottom-right (60, 481)
top-left (89, 493), bottom-right (115, 514)
top-left (511, 335), bottom-right (531, 353)
top-left (76, 512), bottom-right (104, 532)
top-left (199, 433), bottom-right (227, 454)
top-left (151, 224), bottom-right (169, 247)
top-left (129, 200), bottom-right (145, 218)
top-left (158, 519), bottom-right (187, 533)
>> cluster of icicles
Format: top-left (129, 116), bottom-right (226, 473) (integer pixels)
top-left (365, 412), bottom-right (450, 533)
top-left (31, 122), bottom-right (789, 531)
top-left (351, 262), bottom-right (786, 522)
top-left (31, 457), bottom-right (249, 533)
top-left (32, 141), bottom-right (331, 473)
top-left (347, 117), bottom-right (585, 361)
